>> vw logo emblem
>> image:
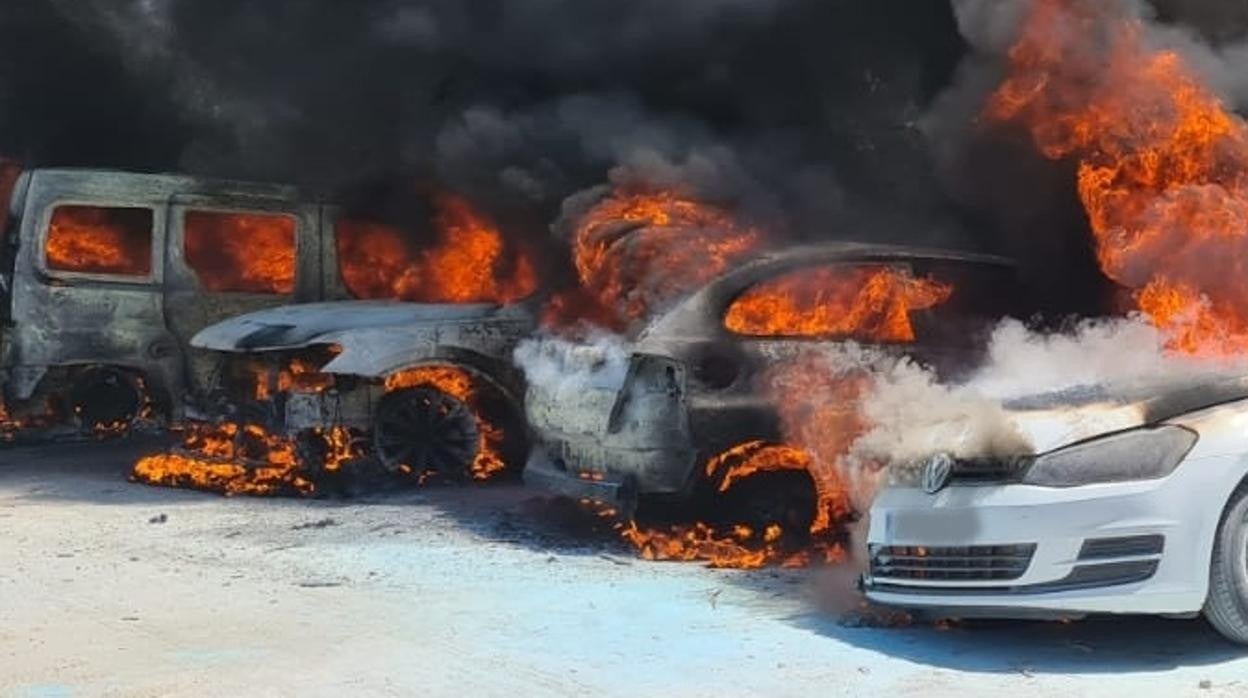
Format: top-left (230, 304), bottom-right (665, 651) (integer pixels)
top-left (921, 453), bottom-right (954, 494)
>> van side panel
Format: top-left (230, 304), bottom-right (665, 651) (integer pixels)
top-left (5, 171), bottom-right (178, 402)
top-left (2, 170), bottom-right (311, 415)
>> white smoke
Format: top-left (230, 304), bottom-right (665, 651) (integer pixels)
top-left (844, 315), bottom-right (1247, 475)
top-left (848, 354), bottom-right (1029, 468)
top-left (967, 316), bottom-right (1213, 397)
top-left (512, 331), bottom-right (631, 397)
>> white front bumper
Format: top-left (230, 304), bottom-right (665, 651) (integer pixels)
top-left (863, 455), bottom-right (1233, 616)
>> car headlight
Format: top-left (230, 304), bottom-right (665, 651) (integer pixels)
top-left (1021, 424), bottom-right (1198, 487)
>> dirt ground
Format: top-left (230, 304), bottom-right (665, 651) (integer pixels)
top-left (1, 441), bottom-right (1246, 697)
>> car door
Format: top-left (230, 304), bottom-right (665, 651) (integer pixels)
top-left (672, 259), bottom-right (932, 455)
top-left (163, 195), bottom-right (320, 397)
top-left (5, 192), bottom-right (171, 403)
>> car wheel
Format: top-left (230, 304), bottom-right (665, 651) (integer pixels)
top-left (715, 469), bottom-right (817, 539)
top-left (68, 367), bottom-right (142, 432)
top-left (372, 387), bottom-right (480, 478)
top-left (1204, 483), bottom-right (1248, 644)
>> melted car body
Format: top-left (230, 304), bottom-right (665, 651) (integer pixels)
top-left (524, 242), bottom-right (1025, 514)
top-left (0, 167), bottom-right (503, 436)
top-left (182, 299), bottom-right (536, 480)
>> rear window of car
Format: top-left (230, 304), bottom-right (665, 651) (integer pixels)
top-left (45, 205), bottom-right (154, 277)
top-left (723, 263), bottom-right (953, 343)
top-left (184, 210), bottom-right (296, 294)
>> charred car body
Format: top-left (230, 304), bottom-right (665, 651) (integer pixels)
top-left (185, 299), bottom-right (535, 481)
top-left (863, 375), bottom-right (1248, 645)
top-left (525, 243), bottom-right (1024, 527)
top-left (0, 167), bottom-right (526, 440)
top-left (0, 168), bottom-right (345, 434)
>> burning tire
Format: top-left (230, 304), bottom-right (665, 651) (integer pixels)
top-left (68, 367), bottom-right (143, 433)
top-left (373, 387), bottom-right (481, 478)
top-left (1204, 483), bottom-right (1248, 644)
top-left (712, 469), bottom-right (817, 540)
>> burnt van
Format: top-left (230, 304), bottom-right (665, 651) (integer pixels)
top-left (0, 167), bottom-right (444, 436)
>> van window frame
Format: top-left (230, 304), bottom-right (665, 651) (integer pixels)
top-left (38, 200), bottom-right (162, 286)
top-left (180, 206), bottom-right (300, 296)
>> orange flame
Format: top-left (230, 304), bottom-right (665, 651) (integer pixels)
top-left (132, 423), bottom-right (313, 496)
top-left (616, 278), bottom-right (909, 567)
top-left (618, 518), bottom-right (839, 570)
top-left (252, 355), bottom-right (336, 402)
top-left (132, 423), bottom-right (362, 495)
top-left (0, 396), bottom-right (61, 442)
top-left (45, 206), bottom-right (152, 276)
top-left (985, 0), bottom-right (1248, 355)
top-left (337, 194), bottom-right (537, 304)
top-left (184, 211), bottom-right (296, 294)
top-left (133, 352), bottom-right (357, 494)
top-left (724, 265), bottom-right (953, 341)
top-left (617, 431), bottom-right (861, 568)
top-left (761, 354), bottom-right (873, 527)
top-left (384, 365), bottom-right (508, 481)
top-left (568, 190), bottom-right (762, 326)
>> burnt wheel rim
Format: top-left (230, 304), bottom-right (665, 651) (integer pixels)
top-left (70, 369), bottom-right (141, 430)
top-left (373, 387), bottom-right (480, 476)
top-left (719, 471), bottom-right (817, 537)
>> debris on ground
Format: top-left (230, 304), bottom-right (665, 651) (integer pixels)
top-left (292, 517), bottom-right (338, 530)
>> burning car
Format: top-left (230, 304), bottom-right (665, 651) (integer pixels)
top-left (523, 242), bottom-right (1024, 534)
top-left (133, 299), bottom-right (536, 493)
top-left (0, 167), bottom-right (338, 436)
top-left (0, 167), bottom-right (534, 441)
top-left (862, 375), bottom-right (1248, 645)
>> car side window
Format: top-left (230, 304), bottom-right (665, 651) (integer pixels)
top-left (722, 263), bottom-right (953, 343)
top-left (334, 218), bottom-right (407, 300)
top-left (907, 260), bottom-right (1021, 345)
top-left (45, 205), bottom-right (154, 277)
top-left (184, 210), bottom-right (296, 294)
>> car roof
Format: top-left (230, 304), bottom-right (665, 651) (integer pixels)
top-left (740, 241), bottom-right (1015, 269)
top-left (25, 168), bottom-right (302, 202)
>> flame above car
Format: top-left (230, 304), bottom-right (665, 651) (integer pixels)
top-left (337, 193), bottom-right (537, 304)
top-left (986, 0), bottom-right (1248, 356)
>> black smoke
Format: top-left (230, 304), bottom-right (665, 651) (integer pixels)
top-left (925, 0), bottom-right (1248, 317)
top-left (0, 1), bottom-right (973, 247)
top-left (6, 0), bottom-right (1236, 316)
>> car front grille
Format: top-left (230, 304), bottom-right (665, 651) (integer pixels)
top-left (948, 456), bottom-right (1029, 484)
top-left (869, 543), bottom-right (1036, 582)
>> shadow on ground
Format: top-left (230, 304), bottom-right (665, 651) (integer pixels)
top-left (794, 611), bottom-right (1242, 674)
top-left (0, 439), bottom-right (629, 558)
top-left (718, 550), bottom-right (1246, 674)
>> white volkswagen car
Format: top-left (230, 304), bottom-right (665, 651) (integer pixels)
top-left (862, 376), bottom-right (1248, 644)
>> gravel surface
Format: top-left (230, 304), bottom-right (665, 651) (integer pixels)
top-left (1, 440), bottom-right (1245, 697)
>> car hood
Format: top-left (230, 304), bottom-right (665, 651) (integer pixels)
top-left (192, 300), bottom-right (533, 352)
top-left (999, 372), bottom-right (1248, 453)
